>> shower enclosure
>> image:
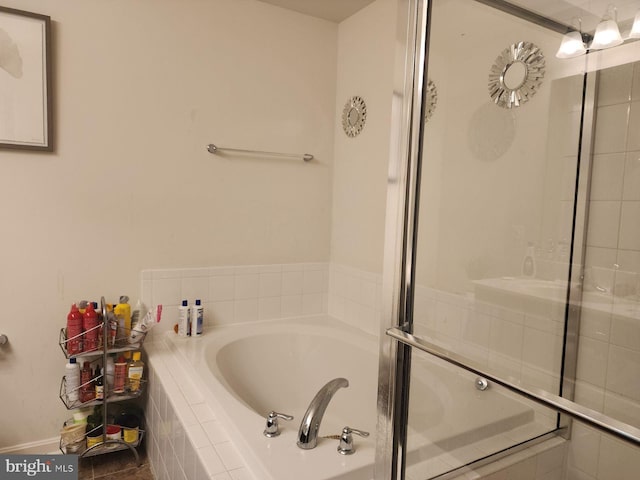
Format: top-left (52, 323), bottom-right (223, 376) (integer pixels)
top-left (377, 0), bottom-right (640, 478)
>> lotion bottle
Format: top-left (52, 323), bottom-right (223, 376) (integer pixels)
top-left (65, 357), bottom-right (80, 404)
top-left (191, 299), bottom-right (203, 336)
top-left (522, 242), bottom-right (537, 277)
top-left (178, 300), bottom-right (190, 337)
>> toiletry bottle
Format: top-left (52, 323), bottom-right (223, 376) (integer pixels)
top-left (113, 355), bottom-right (127, 394)
top-left (65, 357), bottom-right (80, 404)
top-left (95, 366), bottom-right (104, 400)
top-left (80, 361), bottom-right (95, 403)
top-left (114, 296), bottom-right (132, 342)
top-left (192, 299), bottom-right (204, 336)
top-left (66, 304), bottom-right (84, 355)
top-left (127, 352), bottom-right (144, 393)
top-left (105, 355), bottom-right (115, 390)
top-left (83, 302), bottom-right (99, 352)
top-left (129, 305), bottom-right (162, 344)
top-left (522, 242), bottom-right (537, 277)
top-left (178, 300), bottom-right (190, 337)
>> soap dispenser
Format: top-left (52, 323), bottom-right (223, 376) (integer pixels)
top-left (522, 242), bottom-right (537, 278)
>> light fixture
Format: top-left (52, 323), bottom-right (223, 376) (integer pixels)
top-left (590, 6), bottom-right (623, 49)
top-left (628, 10), bottom-right (640, 39)
top-left (556, 31), bottom-right (586, 58)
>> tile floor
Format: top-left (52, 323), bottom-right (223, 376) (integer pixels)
top-left (78, 447), bottom-right (154, 479)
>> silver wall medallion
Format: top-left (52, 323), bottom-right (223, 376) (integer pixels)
top-left (488, 41), bottom-right (545, 109)
top-left (342, 96), bottom-right (367, 137)
top-left (425, 79), bottom-right (437, 121)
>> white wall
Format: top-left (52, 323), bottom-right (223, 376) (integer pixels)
top-left (329, 0), bottom-right (397, 275)
top-left (0, 0), bottom-right (338, 448)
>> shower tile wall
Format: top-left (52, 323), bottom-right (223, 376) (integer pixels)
top-left (565, 62), bottom-right (640, 480)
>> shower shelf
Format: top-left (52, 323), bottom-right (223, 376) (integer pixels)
top-left (57, 297), bottom-right (146, 465)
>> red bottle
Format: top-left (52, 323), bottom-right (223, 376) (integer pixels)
top-left (83, 302), bottom-right (99, 352)
top-left (113, 355), bottom-right (127, 394)
top-left (66, 304), bottom-right (84, 355)
top-left (80, 361), bottom-right (96, 403)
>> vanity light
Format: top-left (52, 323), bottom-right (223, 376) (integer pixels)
top-left (556, 31), bottom-right (586, 58)
top-left (590, 6), bottom-right (623, 49)
top-left (628, 10), bottom-right (640, 39)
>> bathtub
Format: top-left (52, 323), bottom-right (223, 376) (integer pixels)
top-left (162, 315), bottom-right (554, 480)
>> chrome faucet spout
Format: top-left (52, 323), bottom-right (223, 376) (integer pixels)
top-left (297, 377), bottom-right (349, 450)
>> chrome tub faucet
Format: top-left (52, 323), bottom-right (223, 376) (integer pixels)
top-left (297, 378), bottom-right (349, 449)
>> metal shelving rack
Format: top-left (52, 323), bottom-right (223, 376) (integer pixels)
top-left (58, 297), bottom-right (145, 464)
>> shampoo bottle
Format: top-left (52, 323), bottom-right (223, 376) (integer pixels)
top-left (66, 304), bottom-right (84, 355)
top-left (114, 296), bottom-right (132, 341)
top-left (65, 357), bottom-right (80, 404)
top-left (522, 242), bottom-right (537, 277)
top-left (83, 302), bottom-right (99, 352)
top-left (191, 299), bottom-right (203, 336)
top-left (178, 300), bottom-right (190, 337)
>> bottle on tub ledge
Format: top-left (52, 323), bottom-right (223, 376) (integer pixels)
top-left (192, 299), bottom-right (204, 336)
top-left (175, 300), bottom-right (204, 337)
top-left (177, 300), bottom-right (190, 337)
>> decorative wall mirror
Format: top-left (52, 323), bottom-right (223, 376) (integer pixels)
top-left (488, 41), bottom-right (545, 109)
top-left (342, 96), bottom-right (367, 137)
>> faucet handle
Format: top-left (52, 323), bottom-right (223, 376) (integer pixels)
top-left (337, 426), bottom-right (370, 455)
top-left (263, 411), bottom-right (294, 438)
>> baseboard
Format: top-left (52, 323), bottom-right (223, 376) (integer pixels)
top-left (0, 437), bottom-right (60, 455)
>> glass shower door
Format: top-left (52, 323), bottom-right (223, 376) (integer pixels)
top-left (397, 0), bottom-right (586, 477)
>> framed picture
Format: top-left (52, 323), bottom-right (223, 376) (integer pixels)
top-left (0, 6), bottom-right (52, 151)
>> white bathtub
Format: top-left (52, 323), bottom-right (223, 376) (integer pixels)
top-left (163, 315), bottom-right (554, 480)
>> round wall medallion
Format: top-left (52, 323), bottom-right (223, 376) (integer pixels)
top-left (425, 78), bottom-right (437, 121)
top-left (488, 41), bottom-right (545, 109)
top-left (342, 96), bottom-right (367, 137)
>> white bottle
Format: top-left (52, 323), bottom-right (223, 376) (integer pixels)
top-left (105, 355), bottom-right (115, 390)
top-left (191, 299), bottom-right (204, 336)
top-left (178, 300), bottom-right (190, 337)
top-left (65, 357), bottom-right (80, 404)
top-left (522, 242), bottom-right (537, 277)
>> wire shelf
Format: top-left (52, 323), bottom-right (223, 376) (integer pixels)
top-left (60, 374), bottom-right (146, 410)
top-left (59, 424), bottom-right (145, 457)
top-left (59, 323), bottom-right (146, 359)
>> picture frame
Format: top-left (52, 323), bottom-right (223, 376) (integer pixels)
top-left (0, 6), bottom-right (52, 151)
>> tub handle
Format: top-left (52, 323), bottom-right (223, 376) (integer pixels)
top-left (337, 426), bottom-right (370, 455)
top-left (263, 411), bottom-right (294, 438)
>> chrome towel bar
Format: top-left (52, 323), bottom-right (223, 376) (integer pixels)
top-left (386, 327), bottom-right (640, 447)
top-left (206, 144), bottom-right (314, 162)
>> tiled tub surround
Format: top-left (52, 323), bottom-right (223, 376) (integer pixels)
top-left (145, 340), bottom-right (252, 480)
top-left (141, 263), bottom-right (330, 338)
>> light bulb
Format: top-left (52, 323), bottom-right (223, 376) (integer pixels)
top-left (590, 18), bottom-right (624, 49)
top-left (556, 31), bottom-right (586, 58)
top-left (629, 11), bottom-right (640, 39)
